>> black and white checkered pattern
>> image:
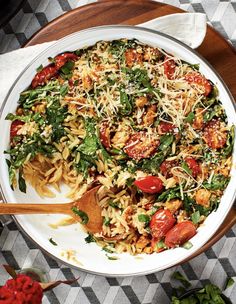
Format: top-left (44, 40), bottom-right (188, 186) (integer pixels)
top-left (0, 1), bottom-right (236, 303)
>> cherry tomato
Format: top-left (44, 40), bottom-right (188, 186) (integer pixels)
top-left (184, 72), bottom-right (212, 96)
top-left (124, 131), bottom-right (159, 161)
top-left (160, 160), bottom-right (178, 178)
top-left (163, 56), bottom-right (176, 79)
top-left (203, 119), bottom-right (227, 149)
top-left (165, 221), bottom-right (197, 248)
top-left (134, 176), bottom-right (164, 194)
top-left (149, 209), bottom-right (176, 240)
top-left (54, 52), bottom-right (78, 69)
top-left (31, 65), bottom-right (58, 88)
top-left (99, 121), bottom-right (111, 149)
top-left (185, 157), bottom-right (201, 178)
top-left (159, 121), bottom-right (176, 134)
top-left (125, 49), bottom-right (143, 67)
top-left (10, 120), bottom-right (24, 138)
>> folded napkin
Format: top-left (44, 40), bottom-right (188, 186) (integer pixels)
top-left (0, 13), bottom-right (206, 106)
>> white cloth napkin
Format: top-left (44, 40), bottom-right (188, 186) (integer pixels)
top-left (0, 13), bottom-right (206, 106)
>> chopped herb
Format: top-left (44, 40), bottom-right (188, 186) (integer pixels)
top-left (105, 254), bottom-right (118, 260)
top-left (49, 237), bottom-right (57, 246)
top-left (191, 211), bottom-right (201, 224)
top-left (103, 217), bottom-right (111, 226)
top-left (182, 241), bottom-right (193, 250)
top-left (102, 246), bottom-right (114, 253)
top-left (71, 207), bottom-right (89, 224)
top-left (108, 200), bottom-right (120, 209)
top-left (172, 272), bottom-right (192, 288)
top-left (138, 214), bottom-right (150, 223)
top-left (85, 233), bottom-right (96, 243)
top-left (156, 240), bottom-right (167, 249)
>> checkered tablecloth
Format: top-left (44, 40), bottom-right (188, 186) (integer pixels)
top-left (0, 1), bottom-right (236, 303)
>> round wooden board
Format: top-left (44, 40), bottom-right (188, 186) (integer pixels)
top-left (25, 0), bottom-right (236, 261)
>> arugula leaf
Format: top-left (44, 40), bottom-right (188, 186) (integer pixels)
top-left (138, 214), bottom-right (150, 223)
top-left (222, 126), bottom-right (235, 158)
top-left (46, 99), bottom-right (67, 141)
top-left (159, 134), bottom-right (174, 151)
top-left (172, 272), bottom-right (192, 288)
top-left (139, 151), bottom-right (166, 174)
top-left (71, 207), bottom-right (89, 224)
top-left (78, 117), bottom-right (99, 156)
top-left (119, 90), bottom-right (133, 115)
top-left (105, 254), bottom-right (119, 260)
top-left (60, 60), bottom-right (75, 75)
top-left (36, 64), bottom-right (43, 72)
top-left (18, 169), bottom-right (26, 193)
top-left (157, 186), bottom-right (181, 202)
top-left (203, 174), bottom-right (230, 190)
top-left (108, 200), bottom-right (121, 209)
top-left (183, 195), bottom-right (195, 213)
top-left (85, 233), bottom-right (96, 243)
top-left (60, 84), bottom-right (69, 97)
top-left (185, 112), bottom-right (195, 124)
top-left (182, 161), bottom-right (192, 175)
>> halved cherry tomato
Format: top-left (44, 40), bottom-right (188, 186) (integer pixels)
top-left (10, 120), bottom-right (24, 138)
top-left (163, 56), bottom-right (176, 79)
top-left (124, 131), bottom-right (159, 161)
top-left (99, 121), bottom-right (111, 149)
top-left (203, 119), bottom-right (227, 149)
top-left (158, 121), bottom-right (176, 134)
top-left (31, 65), bottom-right (58, 88)
top-left (184, 72), bottom-right (212, 96)
top-left (160, 160), bottom-right (178, 178)
top-left (134, 176), bottom-right (164, 194)
top-left (165, 221), bottom-right (197, 248)
top-left (149, 209), bottom-right (176, 240)
top-left (54, 52), bottom-right (78, 69)
top-left (185, 157), bottom-right (201, 178)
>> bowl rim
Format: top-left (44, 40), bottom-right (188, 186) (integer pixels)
top-left (0, 25), bottom-right (236, 277)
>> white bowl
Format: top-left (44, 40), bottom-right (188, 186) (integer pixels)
top-left (0, 25), bottom-right (236, 276)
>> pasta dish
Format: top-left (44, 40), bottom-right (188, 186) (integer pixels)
top-left (5, 39), bottom-right (234, 255)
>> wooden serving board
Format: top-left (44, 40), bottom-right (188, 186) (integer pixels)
top-left (25, 0), bottom-right (236, 260)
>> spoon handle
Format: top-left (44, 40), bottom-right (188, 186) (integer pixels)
top-left (0, 202), bottom-right (72, 215)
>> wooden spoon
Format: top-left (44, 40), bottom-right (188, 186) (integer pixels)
top-left (0, 186), bottom-right (102, 234)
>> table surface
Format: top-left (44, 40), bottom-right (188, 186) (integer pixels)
top-left (0, 1), bottom-right (236, 304)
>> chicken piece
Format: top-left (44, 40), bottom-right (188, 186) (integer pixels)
top-left (192, 108), bottom-right (205, 130)
top-left (82, 75), bottom-right (93, 91)
top-left (125, 49), bottom-right (143, 67)
top-left (135, 96), bottom-right (148, 108)
top-left (136, 235), bottom-right (150, 251)
top-left (195, 189), bottom-right (211, 207)
top-left (143, 105), bottom-right (157, 126)
top-left (165, 199), bottom-right (183, 214)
